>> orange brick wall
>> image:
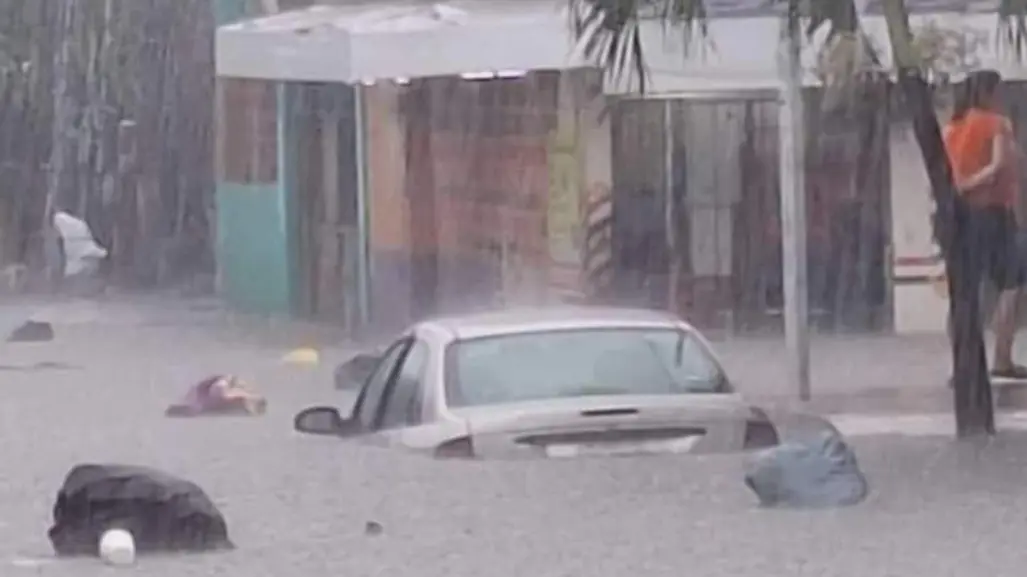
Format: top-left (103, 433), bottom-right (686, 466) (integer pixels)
top-left (432, 134), bottom-right (549, 262)
top-left (365, 84), bottom-right (409, 251)
top-left (362, 71), bottom-right (610, 324)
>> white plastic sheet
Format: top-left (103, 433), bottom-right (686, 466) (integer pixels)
top-left (53, 211), bottom-right (107, 277)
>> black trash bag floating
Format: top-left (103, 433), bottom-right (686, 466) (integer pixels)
top-left (48, 464), bottom-right (234, 556)
top-left (744, 430), bottom-right (868, 508)
top-left (8, 320), bottom-right (54, 343)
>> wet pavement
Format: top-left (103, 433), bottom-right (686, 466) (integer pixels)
top-left (712, 332), bottom-right (1027, 414)
top-left (2, 297), bottom-right (1027, 576)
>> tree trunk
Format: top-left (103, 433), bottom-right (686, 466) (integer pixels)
top-left (882, 0), bottom-right (994, 436)
top-left (0, 0), bottom-right (215, 291)
top-left (114, 120), bottom-right (138, 284)
top-left (131, 0), bottom-right (169, 287)
top-left (45, 0), bottom-right (80, 290)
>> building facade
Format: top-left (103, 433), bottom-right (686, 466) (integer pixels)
top-left (214, 0), bottom-right (1026, 334)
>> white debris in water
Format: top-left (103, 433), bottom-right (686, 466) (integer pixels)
top-left (99, 529), bottom-right (136, 566)
top-left (53, 211), bottom-right (107, 277)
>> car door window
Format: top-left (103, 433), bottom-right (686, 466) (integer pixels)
top-left (353, 339), bottom-right (411, 430)
top-left (378, 340), bottom-right (429, 430)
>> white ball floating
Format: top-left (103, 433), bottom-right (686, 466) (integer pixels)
top-left (99, 528), bottom-right (136, 566)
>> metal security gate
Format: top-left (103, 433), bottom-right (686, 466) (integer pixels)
top-left (609, 89), bottom-right (890, 334)
top-left (292, 82), bottom-right (361, 326)
top-left (610, 95), bottom-right (782, 331)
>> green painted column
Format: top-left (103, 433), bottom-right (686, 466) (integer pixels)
top-left (278, 83), bottom-right (300, 314)
top-left (216, 182), bottom-right (294, 314)
top-left (212, 0), bottom-right (250, 25)
top-left (213, 0), bottom-right (298, 315)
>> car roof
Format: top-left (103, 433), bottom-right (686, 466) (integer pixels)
top-left (416, 306), bottom-right (692, 341)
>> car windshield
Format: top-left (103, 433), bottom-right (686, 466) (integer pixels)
top-left (445, 327), bottom-right (725, 408)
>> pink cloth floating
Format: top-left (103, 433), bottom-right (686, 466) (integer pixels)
top-left (165, 375), bottom-right (267, 417)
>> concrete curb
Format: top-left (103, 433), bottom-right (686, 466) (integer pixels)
top-left (830, 410), bottom-right (1027, 437)
top-left (747, 381), bottom-right (1027, 416)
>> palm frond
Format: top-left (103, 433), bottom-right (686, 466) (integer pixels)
top-left (788, 0), bottom-right (879, 67)
top-left (792, 0), bottom-right (859, 38)
top-left (569, 0), bottom-right (707, 93)
top-left (570, 0), bottom-right (874, 94)
top-left (998, 0), bottom-right (1027, 59)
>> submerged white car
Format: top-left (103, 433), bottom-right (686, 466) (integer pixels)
top-left (295, 307), bottom-right (780, 459)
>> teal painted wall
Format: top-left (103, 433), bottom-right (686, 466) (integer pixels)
top-left (216, 183), bottom-right (293, 313)
top-left (213, 90), bottom-right (296, 316)
top-left (212, 0), bottom-right (298, 315)
top-left (212, 0), bottom-right (249, 25)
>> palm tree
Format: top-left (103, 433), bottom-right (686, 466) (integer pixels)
top-left (572, 0), bottom-right (1027, 437)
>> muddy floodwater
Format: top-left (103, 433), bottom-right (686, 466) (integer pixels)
top-left (0, 297), bottom-right (1025, 577)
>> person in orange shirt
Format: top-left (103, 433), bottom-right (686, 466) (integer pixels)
top-left (943, 69), bottom-right (1027, 379)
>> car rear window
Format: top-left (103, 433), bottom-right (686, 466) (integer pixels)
top-left (445, 327), bottom-right (726, 408)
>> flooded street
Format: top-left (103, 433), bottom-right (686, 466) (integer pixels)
top-left (3, 0), bottom-right (1027, 573)
top-left (0, 298), bottom-right (1020, 576)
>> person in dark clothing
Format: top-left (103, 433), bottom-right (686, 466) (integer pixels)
top-left (943, 69), bottom-right (1027, 379)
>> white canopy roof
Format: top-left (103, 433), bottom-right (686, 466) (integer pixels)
top-left (216, 2), bottom-right (1027, 92)
top-left (216, 0), bottom-right (584, 84)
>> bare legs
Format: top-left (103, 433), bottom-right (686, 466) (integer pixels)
top-left (946, 287), bottom-right (1021, 380)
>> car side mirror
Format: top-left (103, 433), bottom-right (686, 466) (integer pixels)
top-left (334, 353), bottom-right (381, 390)
top-left (293, 406), bottom-right (355, 436)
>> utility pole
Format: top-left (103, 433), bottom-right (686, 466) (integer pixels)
top-left (663, 98), bottom-right (678, 313)
top-left (778, 5), bottom-right (810, 401)
top-left (114, 120), bottom-right (137, 284)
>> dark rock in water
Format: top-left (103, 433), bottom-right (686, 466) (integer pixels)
top-left (0, 361), bottom-right (77, 372)
top-left (8, 321), bottom-right (54, 343)
top-left (48, 463), bottom-right (234, 556)
top-left (364, 521), bottom-right (383, 536)
top-left (744, 430), bottom-right (868, 509)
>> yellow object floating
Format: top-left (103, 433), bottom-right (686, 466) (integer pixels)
top-left (282, 348), bottom-right (320, 365)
